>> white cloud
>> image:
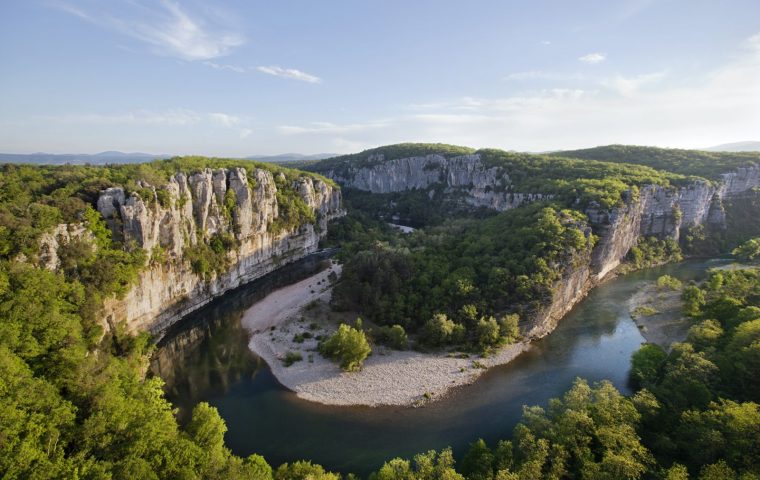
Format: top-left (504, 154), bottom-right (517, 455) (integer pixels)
top-left (203, 61), bottom-right (246, 73)
top-left (288, 33), bottom-right (760, 153)
top-left (257, 66), bottom-right (321, 83)
top-left (53, 0), bottom-right (244, 61)
top-left (239, 128), bottom-right (253, 139)
top-left (579, 52), bottom-right (606, 64)
top-left (540, 40), bottom-right (551, 45)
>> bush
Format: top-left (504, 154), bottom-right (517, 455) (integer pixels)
top-left (657, 275), bottom-right (682, 291)
top-left (283, 351), bottom-right (303, 367)
top-left (422, 313), bottom-right (457, 347)
top-left (374, 324), bottom-right (408, 350)
top-left (732, 237), bottom-right (760, 261)
top-left (319, 324), bottom-right (371, 371)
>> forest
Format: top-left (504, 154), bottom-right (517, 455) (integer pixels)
top-left (0, 158), bottom-right (332, 478)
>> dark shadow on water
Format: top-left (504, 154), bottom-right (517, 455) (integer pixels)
top-left (152, 258), bottom-right (729, 476)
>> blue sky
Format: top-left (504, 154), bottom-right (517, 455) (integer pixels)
top-left (1, 0), bottom-right (759, 156)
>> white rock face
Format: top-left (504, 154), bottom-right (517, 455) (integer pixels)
top-left (90, 168), bottom-right (343, 335)
top-left (328, 153), bottom-right (550, 211)
top-left (38, 223), bottom-right (94, 270)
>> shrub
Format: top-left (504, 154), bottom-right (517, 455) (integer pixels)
top-left (657, 274), bottom-right (683, 291)
top-left (319, 324), bottom-right (371, 371)
top-left (374, 324), bottom-right (408, 350)
top-left (283, 351), bottom-right (303, 367)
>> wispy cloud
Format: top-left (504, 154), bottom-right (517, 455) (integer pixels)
top-left (52, 0), bottom-right (244, 61)
top-left (601, 72), bottom-right (666, 96)
top-left (278, 121), bottom-right (387, 135)
top-left (203, 61), bottom-right (246, 73)
top-left (46, 109), bottom-right (203, 126)
top-left (579, 52), bottom-right (606, 64)
top-left (257, 66), bottom-right (321, 83)
top-left (208, 112), bottom-right (240, 127)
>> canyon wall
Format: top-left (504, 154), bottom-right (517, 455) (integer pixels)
top-left (44, 167), bottom-right (343, 336)
top-left (324, 152), bottom-right (760, 338)
top-left (327, 153), bottom-right (552, 210)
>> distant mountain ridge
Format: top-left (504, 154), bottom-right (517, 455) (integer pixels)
top-left (704, 141), bottom-right (760, 152)
top-left (246, 153), bottom-right (337, 162)
top-left (0, 151), bottom-right (167, 165)
top-left (0, 151), bottom-right (338, 165)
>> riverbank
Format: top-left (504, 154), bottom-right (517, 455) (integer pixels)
top-left (242, 263), bottom-right (531, 407)
top-left (628, 282), bottom-right (690, 348)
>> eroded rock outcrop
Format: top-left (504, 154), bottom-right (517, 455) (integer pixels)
top-left (93, 168), bottom-right (342, 335)
top-left (327, 153), bottom-right (552, 211)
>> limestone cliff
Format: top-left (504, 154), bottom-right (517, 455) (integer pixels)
top-left (322, 151), bottom-right (760, 338)
top-left (87, 167), bottom-right (343, 335)
top-left (327, 153), bottom-right (552, 211)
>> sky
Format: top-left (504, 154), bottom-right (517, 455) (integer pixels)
top-left (1, 0), bottom-right (759, 156)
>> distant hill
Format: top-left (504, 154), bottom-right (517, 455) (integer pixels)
top-left (246, 153), bottom-right (337, 162)
top-left (554, 144), bottom-right (760, 179)
top-left (0, 151), bottom-right (167, 165)
top-left (0, 151), bottom-right (338, 165)
top-left (704, 141), bottom-right (760, 152)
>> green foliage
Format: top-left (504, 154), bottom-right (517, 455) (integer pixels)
top-left (333, 204), bottom-right (593, 349)
top-left (274, 460), bottom-right (340, 480)
top-left (373, 324), bottom-right (408, 350)
top-left (733, 238), bottom-right (760, 261)
top-left (282, 351), bottom-right (303, 367)
top-left (185, 232), bottom-right (238, 279)
top-left (370, 448), bottom-right (463, 480)
top-left (658, 275), bottom-right (683, 291)
top-left (626, 236), bottom-right (683, 270)
top-left (683, 285), bottom-right (707, 317)
top-left (319, 323), bottom-right (371, 371)
top-left (629, 265), bottom-right (760, 477)
top-left (630, 343), bottom-right (668, 389)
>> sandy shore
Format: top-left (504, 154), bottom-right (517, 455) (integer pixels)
top-left (242, 262), bottom-right (530, 407)
top-left (628, 283), bottom-right (690, 348)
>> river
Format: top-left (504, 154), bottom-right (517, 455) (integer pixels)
top-left (150, 257), bottom-right (729, 476)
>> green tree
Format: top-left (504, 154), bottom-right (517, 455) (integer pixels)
top-left (275, 461), bottom-right (340, 480)
top-left (683, 286), bottom-right (706, 317)
top-left (423, 314), bottom-right (456, 347)
top-left (319, 323), bottom-right (371, 371)
top-left (630, 344), bottom-right (667, 389)
top-left (732, 238), bottom-right (760, 261)
top-left (461, 438), bottom-right (495, 480)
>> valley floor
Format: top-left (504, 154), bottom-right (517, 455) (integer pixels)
top-left (241, 263), bottom-right (530, 407)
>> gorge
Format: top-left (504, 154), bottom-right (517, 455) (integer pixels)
top-left (4, 145), bottom-right (760, 479)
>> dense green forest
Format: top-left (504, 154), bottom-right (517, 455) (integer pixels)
top-left (0, 159), bottom-right (333, 479)
top-left (327, 203), bottom-right (594, 350)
